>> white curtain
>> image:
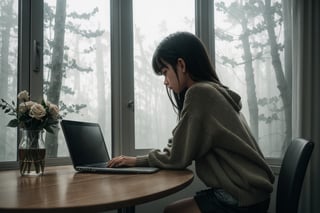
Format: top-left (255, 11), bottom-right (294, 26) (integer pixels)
top-left (292, 0), bottom-right (320, 212)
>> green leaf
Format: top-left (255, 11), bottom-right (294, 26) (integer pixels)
top-left (41, 99), bottom-right (46, 107)
top-left (44, 126), bottom-right (54, 134)
top-left (7, 119), bottom-right (19, 127)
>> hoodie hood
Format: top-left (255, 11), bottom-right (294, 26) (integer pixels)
top-left (214, 84), bottom-right (242, 112)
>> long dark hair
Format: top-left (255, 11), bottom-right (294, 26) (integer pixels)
top-left (152, 32), bottom-right (223, 115)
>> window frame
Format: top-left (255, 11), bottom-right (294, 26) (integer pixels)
top-left (0, 0), bottom-right (283, 170)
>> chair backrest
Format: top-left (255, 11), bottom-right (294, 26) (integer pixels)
top-left (276, 138), bottom-right (314, 213)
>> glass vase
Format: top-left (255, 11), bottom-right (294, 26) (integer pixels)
top-left (18, 129), bottom-right (46, 176)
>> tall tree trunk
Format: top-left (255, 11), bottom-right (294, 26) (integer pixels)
top-left (0, 0), bottom-right (14, 159)
top-left (46, 0), bottom-right (66, 157)
top-left (240, 19), bottom-right (259, 140)
top-left (263, 0), bottom-right (292, 152)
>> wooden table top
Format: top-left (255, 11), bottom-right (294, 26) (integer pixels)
top-left (0, 165), bottom-right (194, 213)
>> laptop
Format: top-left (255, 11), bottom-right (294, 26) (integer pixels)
top-left (60, 119), bottom-right (159, 174)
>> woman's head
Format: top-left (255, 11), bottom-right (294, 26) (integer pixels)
top-left (152, 32), bottom-right (220, 84)
top-left (152, 32), bottom-right (221, 113)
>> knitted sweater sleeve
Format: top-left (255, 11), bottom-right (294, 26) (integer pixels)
top-left (136, 85), bottom-right (218, 168)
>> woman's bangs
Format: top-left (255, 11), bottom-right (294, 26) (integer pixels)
top-left (153, 57), bottom-right (167, 75)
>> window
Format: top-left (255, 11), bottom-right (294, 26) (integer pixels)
top-left (133, 0), bottom-right (195, 149)
top-left (0, 0), bottom-right (111, 164)
top-left (0, 0), bottom-right (291, 166)
top-left (43, 0), bottom-right (111, 157)
top-left (214, 0), bottom-right (290, 158)
top-left (0, 0), bottom-right (18, 161)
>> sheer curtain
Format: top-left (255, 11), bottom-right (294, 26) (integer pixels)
top-left (292, 0), bottom-right (320, 212)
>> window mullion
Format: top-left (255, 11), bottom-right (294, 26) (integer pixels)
top-left (195, 0), bottom-right (215, 61)
top-left (29, 0), bottom-right (43, 101)
top-left (18, 0), bottom-right (31, 92)
top-left (110, 0), bottom-right (135, 157)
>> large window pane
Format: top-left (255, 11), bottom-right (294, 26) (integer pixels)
top-left (43, 0), bottom-right (111, 157)
top-left (133, 0), bottom-right (195, 149)
top-left (214, 0), bottom-right (290, 157)
top-left (0, 0), bottom-right (18, 161)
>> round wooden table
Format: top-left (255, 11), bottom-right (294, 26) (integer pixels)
top-left (0, 165), bottom-right (194, 213)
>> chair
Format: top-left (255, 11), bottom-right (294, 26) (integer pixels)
top-left (275, 138), bottom-right (314, 213)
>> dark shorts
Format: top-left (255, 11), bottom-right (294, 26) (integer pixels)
top-left (194, 188), bottom-right (270, 213)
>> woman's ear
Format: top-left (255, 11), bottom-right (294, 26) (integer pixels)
top-left (177, 58), bottom-right (186, 73)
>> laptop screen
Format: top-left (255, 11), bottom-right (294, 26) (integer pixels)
top-left (61, 120), bottom-right (110, 167)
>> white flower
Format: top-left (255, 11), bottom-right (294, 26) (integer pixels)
top-left (29, 103), bottom-right (46, 120)
top-left (19, 101), bottom-right (35, 113)
top-left (48, 103), bottom-right (60, 119)
top-left (2, 90), bottom-right (62, 131)
top-left (17, 90), bottom-right (29, 102)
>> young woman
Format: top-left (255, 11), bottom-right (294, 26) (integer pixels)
top-left (108, 32), bottom-right (275, 213)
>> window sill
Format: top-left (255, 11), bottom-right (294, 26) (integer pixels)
top-left (0, 157), bottom-right (72, 171)
top-left (267, 157), bottom-right (282, 175)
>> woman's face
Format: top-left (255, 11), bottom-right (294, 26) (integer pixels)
top-left (161, 59), bottom-right (191, 93)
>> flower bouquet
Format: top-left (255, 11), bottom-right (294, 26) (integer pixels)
top-left (0, 90), bottom-right (61, 175)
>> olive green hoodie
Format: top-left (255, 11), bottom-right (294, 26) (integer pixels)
top-left (136, 81), bottom-right (275, 206)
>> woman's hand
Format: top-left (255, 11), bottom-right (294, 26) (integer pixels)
top-left (107, 155), bottom-right (137, 168)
